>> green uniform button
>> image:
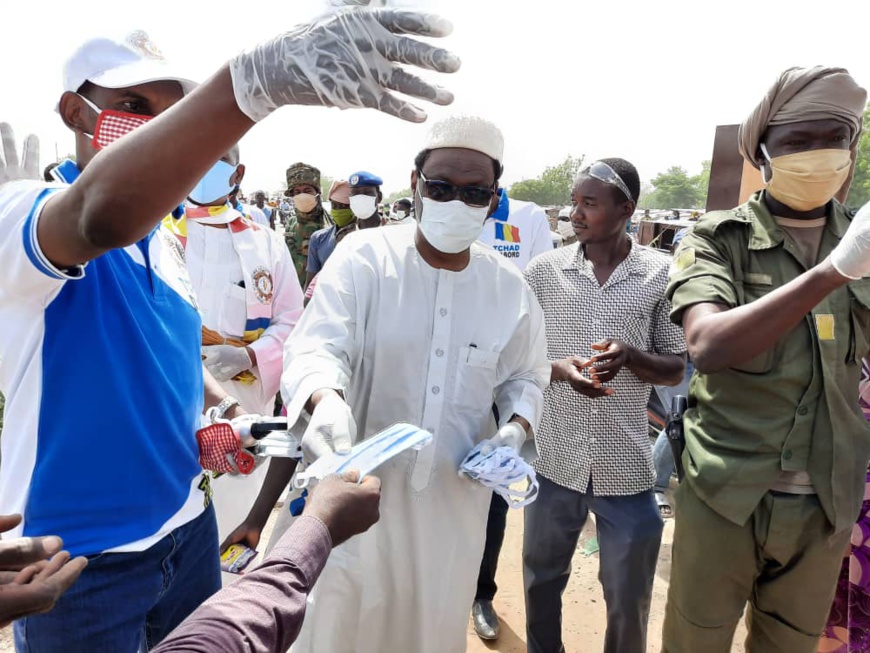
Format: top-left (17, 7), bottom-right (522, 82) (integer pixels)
top-left (798, 406), bottom-right (808, 416)
top-left (783, 450), bottom-right (793, 460)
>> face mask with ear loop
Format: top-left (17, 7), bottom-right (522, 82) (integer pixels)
top-left (759, 142), bottom-right (852, 212)
top-left (188, 160), bottom-right (238, 205)
top-left (77, 94), bottom-right (153, 150)
top-left (293, 422), bottom-right (433, 489)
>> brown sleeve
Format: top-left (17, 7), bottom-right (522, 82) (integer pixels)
top-left (152, 515), bottom-right (332, 653)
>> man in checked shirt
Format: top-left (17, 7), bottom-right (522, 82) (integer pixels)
top-left (522, 158), bottom-right (687, 653)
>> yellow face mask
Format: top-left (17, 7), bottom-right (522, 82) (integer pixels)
top-left (761, 145), bottom-right (851, 212)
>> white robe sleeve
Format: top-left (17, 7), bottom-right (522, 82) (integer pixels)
top-left (280, 242), bottom-right (361, 428)
top-left (492, 287), bottom-right (550, 435)
top-left (248, 233), bottom-right (305, 399)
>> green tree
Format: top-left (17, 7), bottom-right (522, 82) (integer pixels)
top-left (695, 159), bottom-right (711, 208)
top-left (640, 165), bottom-right (706, 209)
top-left (320, 175), bottom-right (335, 199)
top-left (847, 103), bottom-right (870, 209)
top-left (508, 155), bottom-right (585, 206)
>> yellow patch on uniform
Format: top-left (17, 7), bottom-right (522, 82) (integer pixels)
top-left (674, 247), bottom-right (696, 272)
top-left (815, 314), bottom-right (835, 341)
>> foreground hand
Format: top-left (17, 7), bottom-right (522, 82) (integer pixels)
top-left (551, 356), bottom-right (614, 398)
top-left (229, 7), bottom-right (460, 123)
top-left (589, 339), bottom-right (632, 383)
top-left (0, 124), bottom-right (39, 185)
top-left (0, 514), bottom-right (87, 627)
top-left (202, 345), bottom-right (253, 382)
top-left (301, 392), bottom-right (356, 463)
top-left (830, 201), bottom-right (870, 279)
top-left (304, 471), bottom-right (381, 546)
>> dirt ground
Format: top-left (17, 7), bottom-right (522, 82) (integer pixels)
top-left (465, 498), bottom-right (746, 653)
top-left (0, 492), bottom-right (749, 652)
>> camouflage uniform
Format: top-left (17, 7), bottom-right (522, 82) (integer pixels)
top-left (284, 162), bottom-right (328, 286)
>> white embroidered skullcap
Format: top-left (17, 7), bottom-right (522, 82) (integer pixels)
top-left (422, 115), bottom-right (504, 165)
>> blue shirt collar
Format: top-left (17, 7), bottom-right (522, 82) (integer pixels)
top-left (489, 188), bottom-right (510, 222)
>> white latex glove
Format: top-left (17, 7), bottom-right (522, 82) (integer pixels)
top-left (202, 345), bottom-right (253, 382)
top-left (229, 7), bottom-right (460, 123)
top-left (481, 422), bottom-right (527, 455)
top-left (831, 201), bottom-right (870, 280)
top-left (229, 413), bottom-right (261, 447)
top-left (302, 392), bottom-right (356, 463)
top-left (0, 123), bottom-right (39, 185)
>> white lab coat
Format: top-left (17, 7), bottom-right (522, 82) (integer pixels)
top-left (282, 224), bottom-right (549, 653)
top-left (184, 222), bottom-right (304, 552)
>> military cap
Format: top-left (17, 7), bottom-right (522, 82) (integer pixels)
top-left (348, 171), bottom-right (383, 188)
top-left (285, 162), bottom-right (321, 191)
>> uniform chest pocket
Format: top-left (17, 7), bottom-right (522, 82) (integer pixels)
top-left (452, 347), bottom-right (500, 410)
top-left (731, 281), bottom-right (775, 374)
top-left (219, 284), bottom-right (248, 338)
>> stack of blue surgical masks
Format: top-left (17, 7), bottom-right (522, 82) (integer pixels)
top-left (460, 443), bottom-right (539, 508)
top-left (294, 422), bottom-right (433, 489)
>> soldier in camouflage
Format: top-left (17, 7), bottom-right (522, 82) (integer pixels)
top-left (284, 162), bottom-right (328, 287)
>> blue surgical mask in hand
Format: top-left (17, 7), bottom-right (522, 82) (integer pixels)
top-left (293, 422), bottom-right (433, 489)
top-left (460, 444), bottom-right (539, 508)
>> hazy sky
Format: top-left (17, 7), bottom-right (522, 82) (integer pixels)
top-left (3, 0), bottom-right (869, 196)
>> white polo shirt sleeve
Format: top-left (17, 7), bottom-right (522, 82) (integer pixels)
top-left (0, 180), bottom-right (85, 303)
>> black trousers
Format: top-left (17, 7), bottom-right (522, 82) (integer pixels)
top-left (475, 492), bottom-right (510, 601)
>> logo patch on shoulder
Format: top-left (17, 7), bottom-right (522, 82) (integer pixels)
top-left (674, 247), bottom-right (696, 272)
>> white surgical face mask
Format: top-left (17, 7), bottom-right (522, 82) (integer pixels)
top-left (293, 423), bottom-right (433, 489)
top-left (416, 186), bottom-right (489, 254)
top-left (350, 194), bottom-right (378, 219)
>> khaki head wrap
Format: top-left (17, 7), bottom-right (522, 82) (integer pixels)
top-left (738, 66), bottom-right (866, 168)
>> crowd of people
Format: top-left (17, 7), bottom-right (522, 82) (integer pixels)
top-left (2, 6), bottom-right (870, 653)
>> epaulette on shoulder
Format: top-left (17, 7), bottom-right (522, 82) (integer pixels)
top-left (692, 205), bottom-right (753, 237)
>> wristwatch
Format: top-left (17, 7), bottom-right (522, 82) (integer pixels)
top-left (211, 396), bottom-right (241, 423)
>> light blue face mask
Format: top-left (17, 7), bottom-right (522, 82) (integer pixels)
top-left (294, 422), bottom-right (433, 488)
top-left (188, 160), bottom-right (237, 205)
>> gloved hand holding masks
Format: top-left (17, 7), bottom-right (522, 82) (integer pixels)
top-left (229, 7), bottom-right (460, 123)
top-left (301, 392), bottom-right (357, 463)
top-left (202, 344), bottom-right (253, 382)
top-left (480, 421), bottom-right (527, 454)
top-left (830, 201), bottom-right (870, 280)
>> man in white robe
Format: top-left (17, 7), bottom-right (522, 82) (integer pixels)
top-left (280, 115), bottom-right (550, 653)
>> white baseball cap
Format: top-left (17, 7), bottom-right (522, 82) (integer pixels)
top-left (62, 30), bottom-right (197, 96)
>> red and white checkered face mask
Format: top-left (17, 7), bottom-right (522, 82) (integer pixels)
top-left (78, 94), bottom-right (152, 150)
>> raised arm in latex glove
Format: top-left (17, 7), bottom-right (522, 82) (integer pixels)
top-left (831, 201), bottom-right (870, 279)
top-left (229, 7), bottom-right (460, 123)
top-left (301, 392), bottom-right (357, 463)
top-left (0, 123), bottom-right (39, 185)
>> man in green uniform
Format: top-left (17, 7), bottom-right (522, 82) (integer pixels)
top-left (663, 66), bottom-right (870, 653)
top-left (284, 162), bottom-right (328, 287)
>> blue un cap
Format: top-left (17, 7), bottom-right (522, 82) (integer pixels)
top-left (349, 171), bottom-right (383, 188)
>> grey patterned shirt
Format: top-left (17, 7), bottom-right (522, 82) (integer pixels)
top-left (524, 241), bottom-right (686, 496)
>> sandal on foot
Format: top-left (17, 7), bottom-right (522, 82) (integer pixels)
top-left (655, 491), bottom-right (673, 519)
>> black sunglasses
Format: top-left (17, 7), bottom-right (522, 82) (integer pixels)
top-left (417, 171), bottom-right (496, 208)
